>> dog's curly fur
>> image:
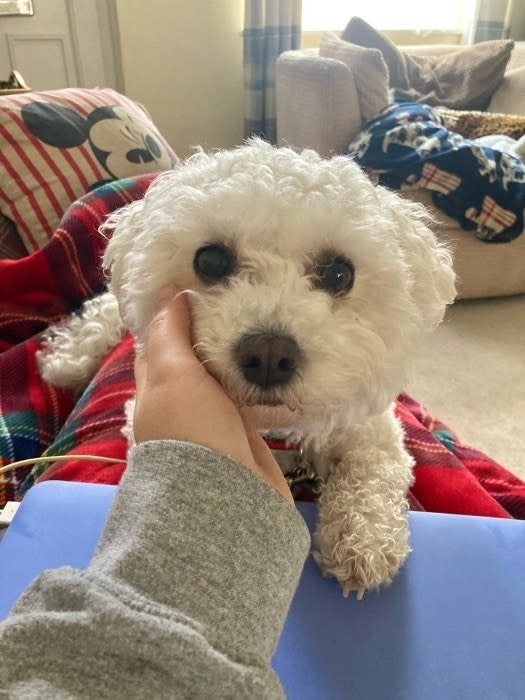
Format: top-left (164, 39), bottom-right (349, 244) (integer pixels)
top-left (38, 139), bottom-right (456, 597)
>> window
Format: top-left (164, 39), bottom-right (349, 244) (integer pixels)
top-left (302, 0), bottom-right (477, 33)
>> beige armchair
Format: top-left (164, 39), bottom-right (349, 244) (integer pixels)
top-left (276, 44), bottom-right (525, 299)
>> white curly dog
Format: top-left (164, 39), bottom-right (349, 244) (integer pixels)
top-left (38, 139), bottom-right (456, 597)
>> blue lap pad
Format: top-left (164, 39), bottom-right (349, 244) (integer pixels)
top-left (1, 480), bottom-right (524, 699)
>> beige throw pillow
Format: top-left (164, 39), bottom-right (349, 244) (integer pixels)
top-left (342, 17), bottom-right (513, 110)
top-left (319, 33), bottom-right (391, 124)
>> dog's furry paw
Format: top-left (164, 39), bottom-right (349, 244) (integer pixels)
top-left (313, 522), bottom-right (410, 598)
top-left (37, 291), bottom-right (124, 392)
top-left (311, 425), bottom-right (414, 598)
top-left (313, 450), bottom-right (411, 598)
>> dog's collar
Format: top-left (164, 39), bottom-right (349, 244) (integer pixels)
top-left (265, 437), bottom-right (300, 473)
top-left (264, 437), bottom-right (323, 497)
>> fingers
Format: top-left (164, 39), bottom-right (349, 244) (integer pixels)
top-left (136, 286), bottom-right (206, 395)
top-left (133, 351), bottom-right (146, 394)
top-left (246, 431), bottom-right (294, 504)
top-left (135, 287), bottom-right (295, 505)
top-left (246, 431), bottom-right (277, 468)
top-left (145, 286), bottom-right (194, 363)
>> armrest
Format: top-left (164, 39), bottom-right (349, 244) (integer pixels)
top-left (488, 66), bottom-right (525, 115)
top-left (276, 51), bottom-right (362, 158)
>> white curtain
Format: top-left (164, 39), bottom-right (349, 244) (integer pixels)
top-left (302, 1), bottom-right (475, 33)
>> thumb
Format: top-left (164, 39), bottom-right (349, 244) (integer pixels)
top-left (144, 286), bottom-right (195, 366)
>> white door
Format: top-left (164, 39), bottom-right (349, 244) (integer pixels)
top-left (0, 0), bottom-right (122, 91)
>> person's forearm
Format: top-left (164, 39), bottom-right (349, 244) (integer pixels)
top-left (0, 440), bottom-right (311, 698)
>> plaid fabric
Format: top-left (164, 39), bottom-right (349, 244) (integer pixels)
top-left (2, 171), bottom-right (525, 520)
top-left (0, 174), bottom-right (158, 506)
top-left (243, 0), bottom-right (301, 143)
top-left (396, 394), bottom-right (525, 519)
top-left (465, 194), bottom-right (517, 232)
top-left (417, 162), bottom-right (461, 196)
top-left (19, 364), bottom-right (525, 519)
top-left (18, 334), bottom-right (134, 496)
top-left (0, 213), bottom-right (25, 258)
top-left (0, 337), bottom-right (75, 503)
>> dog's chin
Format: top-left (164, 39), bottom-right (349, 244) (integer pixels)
top-left (244, 395), bottom-right (288, 408)
top-left (239, 402), bottom-right (300, 432)
top-left (206, 364), bottom-right (305, 431)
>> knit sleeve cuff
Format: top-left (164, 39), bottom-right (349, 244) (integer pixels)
top-left (90, 440), bottom-right (311, 664)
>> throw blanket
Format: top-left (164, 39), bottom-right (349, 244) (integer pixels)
top-left (0, 174), bottom-right (157, 504)
top-left (1, 176), bottom-right (525, 519)
top-left (349, 102), bottom-right (525, 242)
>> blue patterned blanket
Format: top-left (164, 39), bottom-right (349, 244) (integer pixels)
top-left (349, 102), bottom-right (525, 242)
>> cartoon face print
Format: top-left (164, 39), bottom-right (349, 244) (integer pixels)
top-left (88, 106), bottom-right (175, 177)
top-left (21, 100), bottom-right (176, 182)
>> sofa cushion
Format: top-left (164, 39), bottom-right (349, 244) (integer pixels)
top-left (0, 88), bottom-right (178, 252)
top-left (411, 190), bottom-right (525, 299)
top-left (342, 16), bottom-right (513, 110)
top-left (489, 66), bottom-right (525, 115)
top-left (319, 33), bottom-right (390, 123)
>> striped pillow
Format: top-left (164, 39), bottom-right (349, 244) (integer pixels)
top-left (0, 88), bottom-right (178, 252)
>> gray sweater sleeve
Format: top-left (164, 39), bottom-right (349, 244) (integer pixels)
top-left (0, 440), bottom-right (311, 699)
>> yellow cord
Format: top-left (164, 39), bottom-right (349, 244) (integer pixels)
top-left (0, 454), bottom-right (126, 476)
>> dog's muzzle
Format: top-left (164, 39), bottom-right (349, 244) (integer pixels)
top-left (234, 332), bottom-right (301, 389)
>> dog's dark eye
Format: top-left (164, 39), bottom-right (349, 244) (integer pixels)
top-left (194, 243), bottom-right (235, 282)
top-left (313, 254), bottom-right (355, 296)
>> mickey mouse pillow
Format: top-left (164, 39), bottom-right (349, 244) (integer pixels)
top-left (0, 87), bottom-right (178, 252)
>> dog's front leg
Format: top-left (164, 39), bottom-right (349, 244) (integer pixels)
top-left (310, 406), bottom-right (414, 598)
top-left (37, 291), bottom-right (124, 392)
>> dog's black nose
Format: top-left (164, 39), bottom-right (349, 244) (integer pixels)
top-left (235, 332), bottom-right (301, 388)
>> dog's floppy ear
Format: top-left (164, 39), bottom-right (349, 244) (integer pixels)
top-left (101, 198), bottom-right (144, 290)
top-left (385, 189), bottom-right (456, 329)
top-left (100, 198), bottom-right (147, 331)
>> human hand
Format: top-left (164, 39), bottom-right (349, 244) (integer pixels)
top-left (133, 287), bottom-right (294, 504)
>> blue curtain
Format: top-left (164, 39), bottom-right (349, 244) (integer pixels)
top-left (243, 0), bottom-right (302, 143)
top-left (473, 0), bottom-right (513, 41)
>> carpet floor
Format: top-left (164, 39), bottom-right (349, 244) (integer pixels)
top-left (407, 294), bottom-right (525, 482)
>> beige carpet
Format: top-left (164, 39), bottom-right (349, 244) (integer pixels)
top-left (407, 294), bottom-right (525, 482)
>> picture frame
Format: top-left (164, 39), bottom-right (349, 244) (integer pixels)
top-left (0, 0), bottom-right (34, 16)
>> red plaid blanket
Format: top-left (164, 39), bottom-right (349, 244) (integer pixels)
top-left (1, 176), bottom-right (525, 518)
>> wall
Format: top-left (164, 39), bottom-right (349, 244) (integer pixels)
top-left (0, 0), bottom-right (120, 90)
top-left (509, 4), bottom-right (525, 41)
top-left (114, 0), bottom-right (244, 158)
